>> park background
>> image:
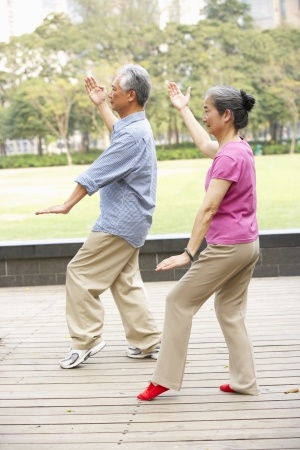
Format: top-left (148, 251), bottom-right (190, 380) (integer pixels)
top-left (0, 0), bottom-right (299, 240)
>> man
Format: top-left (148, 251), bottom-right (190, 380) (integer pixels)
top-left (36, 64), bottom-right (161, 369)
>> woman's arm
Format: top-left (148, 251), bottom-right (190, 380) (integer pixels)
top-left (156, 178), bottom-right (232, 271)
top-left (168, 82), bottom-right (218, 159)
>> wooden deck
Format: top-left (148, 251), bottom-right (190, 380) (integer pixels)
top-left (0, 277), bottom-right (300, 450)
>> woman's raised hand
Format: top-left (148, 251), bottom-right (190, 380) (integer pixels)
top-left (168, 81), bottom-right (191, 111)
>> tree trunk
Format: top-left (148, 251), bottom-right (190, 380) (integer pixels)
top-left (38, 136), bottom-right (43, 156)
top-left (270, 122), bottom-right (280, 143)
top-left (81, 132), bottom-right (89, 153)
top-left (63, 138), bottom-right (73, 165)
top-left (290, 117), bottom-right (297, 154)
top-left (0, 143), bottom-right (6, 156)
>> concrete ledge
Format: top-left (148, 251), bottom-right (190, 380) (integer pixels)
top-left (0, 230), bottom-right (300, 287)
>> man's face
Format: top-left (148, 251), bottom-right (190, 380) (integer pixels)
top-left (108, 75), bottom-right (131, 117)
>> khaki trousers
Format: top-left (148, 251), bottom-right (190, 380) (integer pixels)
top-left (65, 232), bottom-right (161, 351)
top-left (152, 239), bottom-right (260, 395)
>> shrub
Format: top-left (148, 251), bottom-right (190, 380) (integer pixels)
top-left (1, 142), bottom-right (299, 169)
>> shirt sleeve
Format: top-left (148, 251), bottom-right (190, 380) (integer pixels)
top-left (210, 155), bottom-right (240, 183)
top-left (75, 130), bottom-right (138, 195)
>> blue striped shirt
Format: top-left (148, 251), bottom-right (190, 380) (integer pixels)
top-left (75, 111), bottom-right (157, 248)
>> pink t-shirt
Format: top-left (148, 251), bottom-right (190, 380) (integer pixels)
top-left (205, 139), bottom-right (259, 245)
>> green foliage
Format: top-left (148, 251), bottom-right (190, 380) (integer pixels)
top-left (2, 143), bottom-right (300, 169)
top-left (262, 143), bottom-right (300, 155)
top-left (0, 154), bottom-right (70, 169)
top-left (156, 144), bottom-right (206, 160)
top-left (0, 1), bottom-right (299, 152)
top-left (202, 0), bottom-right (253, 28)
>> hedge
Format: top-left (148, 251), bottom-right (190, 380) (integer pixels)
top-left (0, 142), bottom-right (299, 168)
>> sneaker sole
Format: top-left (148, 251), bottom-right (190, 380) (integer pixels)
top-left (126, 352), bottom-right (158, 360)
top-left (86, 341), bottom-right (107, 358)
top-left (60, 341), bottom-right (107, 369)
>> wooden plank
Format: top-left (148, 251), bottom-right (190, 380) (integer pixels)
top-left (0, 277), bottom-right (300, 450)
top-left (1, 414), bottom-right (300, 426)
top-left (1, 399), bottom-right (300, 416)
top-left (0, 439), bottom-right (300, 450)
top-left (0, 428), bottom-right (299, 443)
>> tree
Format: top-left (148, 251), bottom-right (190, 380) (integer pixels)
top-left (72, 0), bottom-right (161, 63)
top-left (5, 86), bottom-right (49, 155)
top-left (253, 27), bottom-right (300, 149)
top-left (23, 77), bottom-right (84, 164)
top-left (202, 0), bottom-right (253, 28)
top-left (0, 107), bottom-right (9, 156)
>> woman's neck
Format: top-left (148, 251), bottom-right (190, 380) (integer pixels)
top-left (217, 130), bottom-right (241, 151)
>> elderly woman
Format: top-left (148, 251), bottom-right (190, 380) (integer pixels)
top-left (137, 82), bottom-right (260, 401)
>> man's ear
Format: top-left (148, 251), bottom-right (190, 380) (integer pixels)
top-left (127, 89), bottom-right (137, 102)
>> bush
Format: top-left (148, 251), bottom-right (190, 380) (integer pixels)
top-left (156, 143), bottom-right (205, 160)
top-left (0, 150), bottom-right (104, 169)
top-left (1, 142), bottom-right (299, 169)
top-left (262, 142), bottom-right (300, 155)
top-left (0, 154), bottom-right (68, 169)
top-left (71, 150), bottom-right (103, 164)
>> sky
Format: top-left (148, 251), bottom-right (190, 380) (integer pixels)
top-left (0, 0), bottom-right (204, 43)
top-left (158, 0), bottom-right (204, 28)
top-left (0, 0), bottom-right (68, 42)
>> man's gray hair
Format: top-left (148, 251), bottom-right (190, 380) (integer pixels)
top-left (117, 64), bottom-right (151, 107)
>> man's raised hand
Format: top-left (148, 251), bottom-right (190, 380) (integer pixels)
top-left (85, 76), bottom-right (107, 106)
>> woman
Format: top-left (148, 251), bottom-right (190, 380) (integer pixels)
top-left (137, 82), bottom-right (260, 401)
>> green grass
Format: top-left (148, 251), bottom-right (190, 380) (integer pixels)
top-left (0, 155), bottom-right (299, 241)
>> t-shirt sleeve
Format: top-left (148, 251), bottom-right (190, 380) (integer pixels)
top-left (210, 155), bottom-right (240, 183)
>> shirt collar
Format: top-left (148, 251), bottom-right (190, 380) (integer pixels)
top-left (113, 110), bottom-right (146, 132)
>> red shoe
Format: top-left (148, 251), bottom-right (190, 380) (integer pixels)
top-left (137, 382), bottom-right (169, 401)
top-left (220, 384), bottom-right (236, 393)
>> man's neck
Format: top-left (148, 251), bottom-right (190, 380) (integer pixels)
top-left (118, 105), bottom-right (144, 119)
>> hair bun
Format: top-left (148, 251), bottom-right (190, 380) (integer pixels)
top-left (240, 90), bottom-right (255, 112)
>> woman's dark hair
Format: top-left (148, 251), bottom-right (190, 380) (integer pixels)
top-left (205, 85), bottom-right (255, 130)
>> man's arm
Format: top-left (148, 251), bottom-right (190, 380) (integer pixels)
top-left (85, 76), bottom-right (118, 133)
top-left (35, 183), bottom-right (87, 215)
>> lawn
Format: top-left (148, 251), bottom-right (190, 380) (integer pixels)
top-left (0, 154), bottom-right (299, 241)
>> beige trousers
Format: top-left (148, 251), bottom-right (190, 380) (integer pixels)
top-left (152, 239), bottom-right (260, 395)
top-left (65, 232), bottom-right (161, 351)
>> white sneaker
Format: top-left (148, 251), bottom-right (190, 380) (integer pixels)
top-left (60, 341), bottom-right (106, 369)
top-left (126, 345), bottom-right (160, 360)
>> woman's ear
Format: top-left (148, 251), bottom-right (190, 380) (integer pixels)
top-left (224, 109), bottom-right (233, 123)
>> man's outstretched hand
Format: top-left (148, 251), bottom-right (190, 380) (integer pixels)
top-left (35, 204), bottom-right (71, 215)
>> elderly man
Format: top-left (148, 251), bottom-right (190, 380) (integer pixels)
top-left (36, 64), bottom-right (161, 368)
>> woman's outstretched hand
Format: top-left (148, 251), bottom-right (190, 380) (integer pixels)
top-left (156, 252), bottom-right (191, 271)
top-left (168, 81), bottom-right (191, 111)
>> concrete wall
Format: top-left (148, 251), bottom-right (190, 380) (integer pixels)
top-left (0, 230), bottom-right (300, 287)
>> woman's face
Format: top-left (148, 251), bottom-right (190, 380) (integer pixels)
top-left (202, 96), bottom-right (224, 137)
